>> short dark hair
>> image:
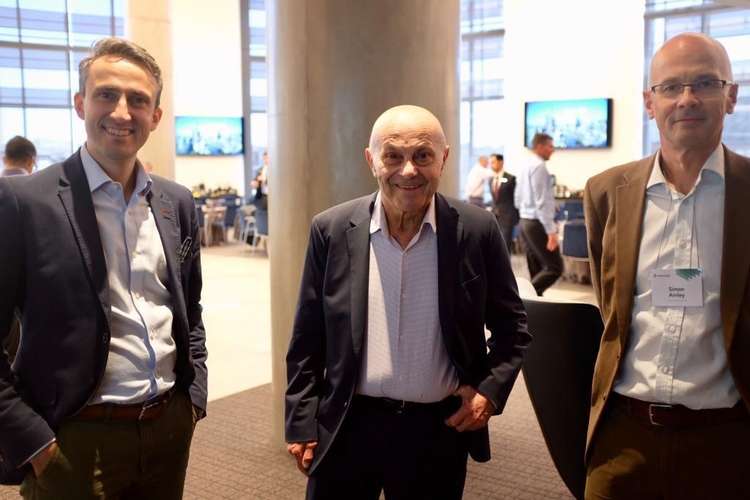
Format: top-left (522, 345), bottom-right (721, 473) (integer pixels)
top-left (490, 153), bottom-right (504, 162)
top-left (4, 136), bottom-right (36, 164)
top-left (531, 133), bottom-right (553, 148)
top-left (79, 37), bottom-right (163, 106)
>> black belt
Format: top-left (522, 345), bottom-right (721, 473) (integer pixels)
top-left (612, 393), bottom-right (749, 428)
top-left (353, 394), bottom-right (460, 416)
top-left (74, 387), bottom-right (176, 422)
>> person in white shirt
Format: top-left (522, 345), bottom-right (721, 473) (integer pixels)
top-left (584, 33), bottom-right (750, 499)
top-left (514, 133), bottom-right (562, 296)
top-left (464, 155), bottom-right (493, 206)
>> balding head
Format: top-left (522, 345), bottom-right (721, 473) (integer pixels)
top-left (649, 33), bottom-right (733, 86)
top-left (368, 105), bottom-right (447, 153)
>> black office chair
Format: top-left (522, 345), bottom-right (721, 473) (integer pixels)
top-left (521, 297), bottom-right (603, 500)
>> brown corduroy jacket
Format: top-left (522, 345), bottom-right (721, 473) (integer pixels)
top-left (583, 145), bottom-right (750, 460)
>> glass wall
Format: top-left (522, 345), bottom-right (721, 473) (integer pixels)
top-left (644, 0), bottom-right (750, 156)
top-left (460, 0), bottom-right (504, 197)
top-left (245, 0), bottom-right (267, 178)
top-left (0, 0), bottom-right (125, 168)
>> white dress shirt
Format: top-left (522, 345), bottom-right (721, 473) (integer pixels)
top-left (358, 193), bottom-right (459, 402)
top-left (514, 151), bottom-right (556, 234)
top-left (465, 163), bottom-right (494, 199)
top-left (80, 145), bottom-right (177, 405)
top-left (614, 145), bottom-right (739, 409)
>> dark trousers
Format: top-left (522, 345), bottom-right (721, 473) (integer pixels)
top-left (586, 399), bottom-right (750, 500)
top-left (306, 396), bottom-right (469, 500)
top-left (20, 390), bottom-right (195, 500)
top-left (496, 218), bottom-right (514, 254)
top-left (519, 218), bottom-right (562, 296)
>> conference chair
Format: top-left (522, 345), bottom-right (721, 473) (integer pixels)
top-left (521, 296), bottom-right (603, 500)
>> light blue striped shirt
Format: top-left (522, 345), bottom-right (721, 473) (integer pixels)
top-left (514, 151), bottom-right (557, 234)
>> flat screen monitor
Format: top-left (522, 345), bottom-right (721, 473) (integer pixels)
top-left (524, 98), bottom-right (612, 149)
top-left (175, 116), bottom-right (244, 156)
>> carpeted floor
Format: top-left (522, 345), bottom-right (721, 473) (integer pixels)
top-left (0, 376), bottom-right (572, 499)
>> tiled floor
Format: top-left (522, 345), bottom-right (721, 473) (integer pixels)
top-left (1, 242), bottom-right (591, 499)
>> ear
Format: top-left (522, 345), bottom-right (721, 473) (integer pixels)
top-left (150, 106), bottom-right (163, 131)
top-left (365, 148), bottom-right (376, 176)
top-left (74, 93), bottom-right (85, 120)
top-left (726, 83), bottom-right (739, 115)
top-left (643, 90), bottom-right (655, 120)
top-left (441, 145), bottom-right (450, 173)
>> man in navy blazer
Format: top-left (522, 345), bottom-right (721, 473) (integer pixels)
top-left (285, 105), bottom-right (530, 499)
top-left (0, 38), bottom-right (206, 499)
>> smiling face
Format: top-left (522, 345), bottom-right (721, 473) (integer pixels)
top-left (644, 34), bottom-right (737, 157)
top-left (74, 56), bottom-right (162, 171)
top-left (365, 106), bottom-right (449, 219)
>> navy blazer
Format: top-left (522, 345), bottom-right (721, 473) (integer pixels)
top-left (0, 151), bottom-right (207, 484)
top-left (285, 192), bottom-right (531, 474)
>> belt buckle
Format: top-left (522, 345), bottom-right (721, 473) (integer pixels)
top-left (648, 403), bottom-right (672, 426)
top-left (395, 400), bottom-right (406, 415)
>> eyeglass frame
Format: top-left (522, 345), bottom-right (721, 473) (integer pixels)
top-left (650, 78), bottom-right (734, 98)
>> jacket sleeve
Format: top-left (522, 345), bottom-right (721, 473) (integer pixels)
top-left (184, 198), bottom-right (208, 417)
top-left (285, 219), bottom-right (327, 443)
top-left (477, 215), bottom-right (532, 413)
top-left (0, 179), bottom-right (56, 473)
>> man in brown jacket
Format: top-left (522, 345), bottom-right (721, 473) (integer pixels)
top-left (584, 33), bottom-right (750, 499)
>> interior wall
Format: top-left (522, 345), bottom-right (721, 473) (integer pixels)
top-left (171, 0), bottom-right (246, 195)
top-left (502, 0), bottom-right (646, 190)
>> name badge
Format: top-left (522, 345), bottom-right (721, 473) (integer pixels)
top-left (650, 268), bottom-right (703, 308)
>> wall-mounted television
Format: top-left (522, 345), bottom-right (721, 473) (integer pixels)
top-left (524, 98), bottom-right (612, 149)
top-left (175, 116), bottom-right (244, 156)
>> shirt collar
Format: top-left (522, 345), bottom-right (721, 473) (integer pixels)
top-left (370, 191), bottom-right (437, 237)
top-left (80, 144), bottom-right (152, 196)
top-left (648, 143), bottom-right (725, 190)
top-left (1, 166), bottom-right (29, 176)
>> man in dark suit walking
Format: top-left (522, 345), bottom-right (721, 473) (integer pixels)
top-left (285, 105), bottom-right (530, 500)
top-left (0, 38), bottom-right (207, 499)
top-left (488, 153), bottom-right (519, 253)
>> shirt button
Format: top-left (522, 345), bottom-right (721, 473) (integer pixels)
top-left (661, 366), bottom-right (670, 374)
top-left (667, 325), bottom-right (677, 333)
top-left (679, 240), bottom-right (688, 249)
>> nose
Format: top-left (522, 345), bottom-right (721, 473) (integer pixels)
top-left (401, 159), bottom-right (417, 177)
top-left (676, 85), bottom-right (699, 107)
top-left (111, 95), bottom-right (131, 120)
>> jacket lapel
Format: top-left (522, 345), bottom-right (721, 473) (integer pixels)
top-left (435, 194), bottom-right (460, 355)
top-left (148, 181), bottom-right (184, 303)
top-left (720, 147), bottom-right (750, 349)
top-left (614, 156), bottom-right (653, 346)
top-left (57, 152), bottom-right (111, 322)
top-left (346, 195), bottom-right (376, 360)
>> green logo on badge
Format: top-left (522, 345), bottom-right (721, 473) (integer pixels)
top-left (676, 269), bottom-right (701, 281)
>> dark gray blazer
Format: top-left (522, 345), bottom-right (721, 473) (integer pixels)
top-left (285, 192), bottom-right (531, 474)
top-left (0, 151), bottom-right (207, 484)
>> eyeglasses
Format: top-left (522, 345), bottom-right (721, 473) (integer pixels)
top-left (650, 79), bottom-right (733, 98)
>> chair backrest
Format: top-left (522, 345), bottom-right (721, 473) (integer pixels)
top-left (521, 297), bottom-right (603, 500)
top-left (254, 208), bottom-right (269, 235)
top-left (562, 219), bottom-right (588, 258)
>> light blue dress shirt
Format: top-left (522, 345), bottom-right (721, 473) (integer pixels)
top-left (514, 151), bottom-right (557, 234)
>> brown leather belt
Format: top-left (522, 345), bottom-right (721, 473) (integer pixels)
top-left (612, 393), bottom-right (749, 428)
top-left (74, 387), bottom-right (175, 422)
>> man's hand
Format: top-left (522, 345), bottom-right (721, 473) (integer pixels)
top-left (287, 441), bottom-right (318, 475)
top-left (30, 442), bottom-right (58, 478)
top-left (445, 385), bottom-right (496, 432)
top-left (546, 233), bottom-right (559, 252)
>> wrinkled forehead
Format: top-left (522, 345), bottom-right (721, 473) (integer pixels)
top-left (371, 119), bottom-right (445, 151)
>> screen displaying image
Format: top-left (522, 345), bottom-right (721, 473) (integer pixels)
top-left (175, 116), bottom-right (244, 156)
top-left (524, 98), bottom-right (612, 149)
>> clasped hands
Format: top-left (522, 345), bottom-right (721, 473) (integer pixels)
top-left (287, 385), bottom-right (495, 474)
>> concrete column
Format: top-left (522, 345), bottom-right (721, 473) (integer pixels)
top-left (268, 0), bottom-right (460, 443)
top-left (127, 0), bottom-right (176, 180)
